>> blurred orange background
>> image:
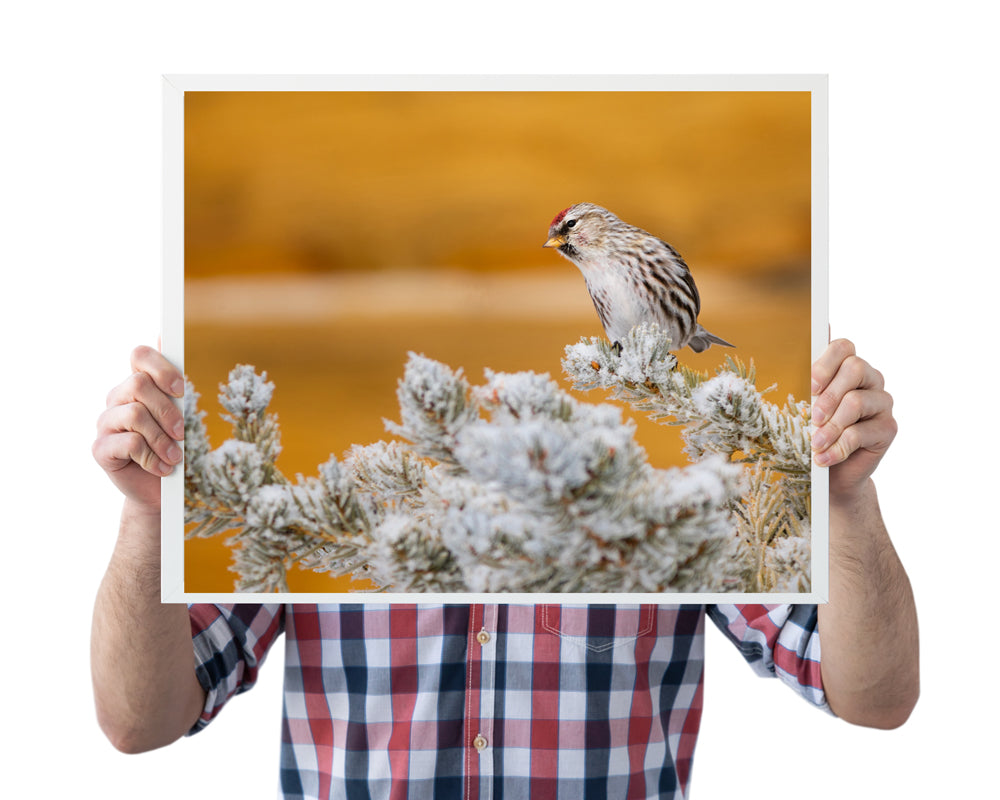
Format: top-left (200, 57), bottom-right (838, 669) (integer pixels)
top-left (184, 90), bottom-right (812, 593)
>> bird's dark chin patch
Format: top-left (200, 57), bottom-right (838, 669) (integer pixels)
top-left (559, 243), bottom-right (579, 259)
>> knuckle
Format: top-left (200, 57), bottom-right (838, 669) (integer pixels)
top-left (126, 371), bottom-right (151, 397)
top-left (884, 389), bottom-right (894, 411)
top-left (130, 344), bottom-right (154, 366)
top-left (830, 338), bottom-right (855, 360)
top-left (123, 430), bottom-right (143, 452)
top-left (123, 401), bottom-right (145, 428)
top-left (844, 355), bottom-right (868, 381)
top-left (842, 390), bottom-right (863, 417)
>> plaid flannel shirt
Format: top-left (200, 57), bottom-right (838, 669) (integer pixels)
top-left (189, 604), bottom-right (828, 799)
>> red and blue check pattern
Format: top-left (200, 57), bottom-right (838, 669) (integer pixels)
top-left (189, 604), bottom-right (828, 799)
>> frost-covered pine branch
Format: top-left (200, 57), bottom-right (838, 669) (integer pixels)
top-left (186, 367), bottom-right (332, 592)
top-left (563, 322), bottom-right (812, 591)
top-left (184, 323), bottom-right (810, 593)
top-left (376, 360), bottom-right (747, 592)
top-left (187, 345), bottom-right (795, 592)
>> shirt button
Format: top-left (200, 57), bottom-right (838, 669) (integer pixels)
top-left (473, 735), bottom-right (488, 752)
top-left (476, 629), bottom-right (491, 645)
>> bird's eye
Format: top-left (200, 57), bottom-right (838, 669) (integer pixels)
top-left (566, 219), bottom-right (577, 229)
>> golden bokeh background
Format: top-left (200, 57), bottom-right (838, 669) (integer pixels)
top-left (184, 90), bottom-right (812, 593)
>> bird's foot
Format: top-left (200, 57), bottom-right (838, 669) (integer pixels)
top-left (611, 340), bottom-right (623, 357)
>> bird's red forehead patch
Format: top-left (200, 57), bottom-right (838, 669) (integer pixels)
top-left (550, 206), bottom-right (572, 228)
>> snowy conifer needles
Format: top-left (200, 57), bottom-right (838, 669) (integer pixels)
top-left (183, 324), bottom-right (811, 593)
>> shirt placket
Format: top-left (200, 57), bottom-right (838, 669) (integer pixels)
top-left (465, 603), bottom-right (499, 800)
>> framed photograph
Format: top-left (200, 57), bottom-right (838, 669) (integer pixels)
top-left (162, 75), bottom-right (828, 603)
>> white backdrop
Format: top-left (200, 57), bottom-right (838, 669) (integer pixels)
top-left (3, 3), bottom-right (995, 798)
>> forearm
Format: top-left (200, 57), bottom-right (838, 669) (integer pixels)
top-left (91, 500), bottom-right (206, 753)
top-left (818, 480), bottom-right (919, 728)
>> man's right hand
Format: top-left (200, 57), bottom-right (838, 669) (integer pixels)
top-left (92, 345), bottom-right (185, 514)
top-left (91, 345), bottom-right (207, 754)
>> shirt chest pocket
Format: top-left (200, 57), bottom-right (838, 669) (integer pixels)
top-left (539, 604), bottom-right (656, 653)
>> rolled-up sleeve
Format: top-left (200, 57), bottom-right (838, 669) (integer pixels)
top-left (187, 603), bottom-right (285, 734)
top-left (708, 603), bottom-right (832, 714)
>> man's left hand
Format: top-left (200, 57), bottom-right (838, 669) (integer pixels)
top-left (811, 338), bottom-right (897, 499)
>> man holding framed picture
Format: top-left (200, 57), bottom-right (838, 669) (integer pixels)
top-left (91, 337), bottom-right (917, 799)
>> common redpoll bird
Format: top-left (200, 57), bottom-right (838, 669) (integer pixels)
top-left (544, 202), bottom-right (733, 354)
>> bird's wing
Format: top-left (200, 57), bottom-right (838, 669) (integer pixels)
top-left (658, 238), bottom-right (701, 316)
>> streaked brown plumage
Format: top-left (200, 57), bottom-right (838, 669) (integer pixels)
top-left (544, 202), bottom-right (733, 353)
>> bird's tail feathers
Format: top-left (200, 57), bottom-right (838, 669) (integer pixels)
top-left (688, 326), bottom-right (734, 353)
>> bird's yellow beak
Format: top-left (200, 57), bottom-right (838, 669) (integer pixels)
top-left (543, 235), bottom-right (566, 248)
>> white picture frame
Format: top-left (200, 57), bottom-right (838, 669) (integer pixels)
top-left (161, 74), bottom-right (828, 604)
